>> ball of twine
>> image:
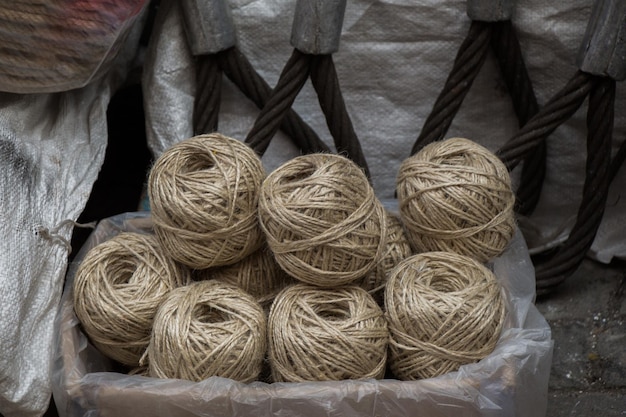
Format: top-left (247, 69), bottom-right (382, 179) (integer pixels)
top-left (147, 280), bottom-right (267, 383)
top-left (357, 210), bottom-right (413, 304)
top-left (268, 284), bottom-right (388, 382)
top-left (73, 232), bottom-right (190, 366)
top-left (148, 133), bottom-right (266, 269)
top-left (258, 153), bottom-right (386, 287)
top-left (212, 245), bottom-right (295, 307)
top-left (397, 137), bottom-right (516, 263)
top-left (384, 251), bottom-right (506, 380)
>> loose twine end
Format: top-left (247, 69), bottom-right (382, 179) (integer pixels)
top-left (37, 219), bottom-right (97, 253)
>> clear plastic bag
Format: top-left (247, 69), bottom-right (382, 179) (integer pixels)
top-left (52, 211), bottom-right (553, 417)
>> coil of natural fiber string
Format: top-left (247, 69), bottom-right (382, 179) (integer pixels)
top-left (268, 284), bottom-right (388, 382)
top-left (384, 251), bottom-right (506, 380)
top-left (212, 245), bottom-right (295, 307)
top-left (146, 280), bottom-right (267, 382)
top-left (357, 210), bottom-right (413, 304)
top-left (396, 137), bottom-right (516, 263)
top-left (73, 232), bottom-right (190, 366)
top-left (148, 133), bottom-right (266, 269)
top-left (258, 153), bottom-right (387, 287)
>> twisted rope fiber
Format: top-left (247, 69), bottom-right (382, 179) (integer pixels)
top-left (268, 284), bottom-right (388, 382)
top-left (245, 49), bottom-right (313, 155)
top-left (410, 21), bottom-right (492, 155)
top-left (490, 21), bottom-right (540, 128)
top-left (212, 244), bottom-right (295, 307)
top-left (535, 76), bottom-right (615, 292)
top-left (397, 137), bottom-right (516, 263)
top-left (609, 135), bottom-right (626, 183)
top-left (0, 0), bottom-right (145, 90)
top-left (496, 71), bottom-right (595, 169)
top-left (490, 20), bottom-right (544, 215)
top-left (148, 133), bottom-right (266, 269)
top-left (357, 210), bottom-right (412, 304)
top-left (385, 251), bottom-right (506, 380)
top-left (193, 55), bottom-right (222, 134)
top-left (216, 46), bottom-right (330, 154)
top-left (73, 232), bottom-right (190, 366)
top-left (310, 54), bottom-right (371, 179)
top-left (147, 280), bottom-right (267, 382)
top-left (258, 153), bottom-right (387, 286)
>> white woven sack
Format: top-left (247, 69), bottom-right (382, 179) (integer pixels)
top-left (0, 10), bottom-right (147, 417)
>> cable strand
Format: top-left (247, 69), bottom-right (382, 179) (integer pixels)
top-left (217, 47), bottom-right (329, 154)
top-left (411, 21), bottom-right (493, 155)
top-left (244, 49), bottom-right (312, 156)
top-left (535, 76), bottom-right (615, 293)
top-left (310, 54), bottom-right (371, 179)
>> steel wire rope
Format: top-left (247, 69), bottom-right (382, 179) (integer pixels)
top-left (531, 76), bottom-right (615, 294)
top-left (411, 19), bottom-right (546, 215)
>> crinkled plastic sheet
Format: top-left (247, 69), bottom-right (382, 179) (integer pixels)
top-left (52, 211), bottom-right (553, 417)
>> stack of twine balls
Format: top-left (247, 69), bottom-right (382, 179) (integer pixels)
top-left (389, 137), bottom-right (514, 379)
top-left (258, 153), bottom-right (390, 381)
top-left (72, 133), bottom-right (514, 384)
top-left (73, 134), bottom-right (271, 382)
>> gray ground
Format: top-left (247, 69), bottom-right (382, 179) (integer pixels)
top-left (535, 258), bottom-right (625, 416)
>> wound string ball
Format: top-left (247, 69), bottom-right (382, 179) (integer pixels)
top-left (73, 232), bottom-right (190, 366)
top-left (397, 137), bottom-right (516, 263)
top-left (268, 284), bottom-right (388, 382)
top-left (212, 245), bottom-right (295, 307)
top-left (258, 153), bottom-right (387, 287)
top-left (357, 210), bottom-right (412, 304)
top-left (147, 280), bottom-right (267, 382)
top-left (385, 251), bottom-right (506, 380)
top-left (148, 133), bottom-right (266, 269)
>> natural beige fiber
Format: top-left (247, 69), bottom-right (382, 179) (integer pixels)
top-left (146, 280), bottom-right (267, 383)
top-left (0, 1), bottom-right (145, 93)
top-left (397, 137), bottom-right (516, 263)
top-left (258, 153), bottom-right (387, 287)
top-left (212, 245), bottom-right (295, 306)
top-left (73, 232), bottom-right (190, 366)
top-left (357, 211), bottom-right (413, 304)
top-left (384, 251), bottom-right (506, 380)
top-left (268, 284), bottom-right (388, 382)
top-left (148, 133), bottom-right (266, 269)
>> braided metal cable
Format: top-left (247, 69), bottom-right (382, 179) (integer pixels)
top-left (609, 136), bottom-right (626, 183)
top-left (244, 49), bottom-right (312, 155)
top-left (410, 21), bottom-right (493, 155)
top-left (534, 76), bottom-right (615, 294)
top-left (310, 54), bottom-right (371, 179)
top-left (193, 55), bottom-right (222, 134)
top-left (216, 47), bottom-right (330, 154)
top-left (490, 20), bottom-right (544, 215)
top-left (496, 71), bottom-right (595, 170)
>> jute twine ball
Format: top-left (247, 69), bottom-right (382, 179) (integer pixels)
top-left (357, 211), bottom-right (412, 304)
top-left (73, 232), bottom-right (190, 366)
top-left (147, 280), bottom-right (267, 382)
top-left (148, 133), bottom-right (266, 269)
top-left (258, 153), bottom-right (386, 287)
top-left (268, 284), bottom-right (388, 382)
top-left (397, 137), bottom-right (516, 263)
top-left (212, 245), bottom-right (295, 307)
top-left (384, 251), bottom-right (506, 380)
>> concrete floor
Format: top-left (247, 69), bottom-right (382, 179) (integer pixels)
top-left (535, 258), bottom-right (625, 416)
